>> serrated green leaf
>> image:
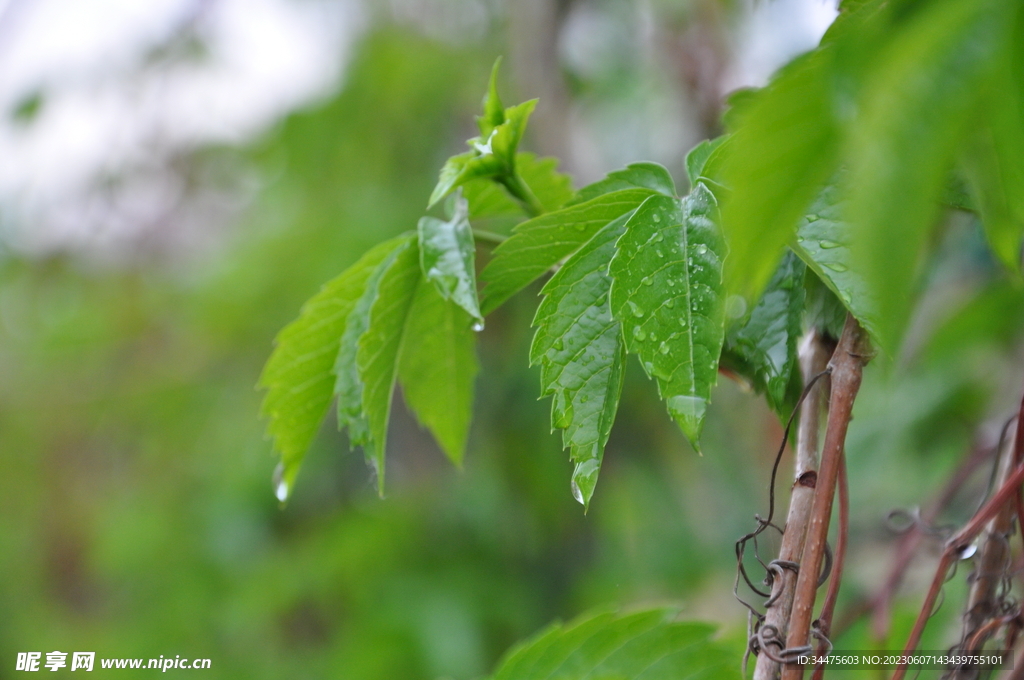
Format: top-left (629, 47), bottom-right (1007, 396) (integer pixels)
top-left (259, 240), bottom-right (398, 494)
top-left (490, 608), bottom-right (740, 680)
top-left (717, 49), bottom-right (841, 303)
top-left (685, 137), bottom-right (727, 189)
top-left (399, 280), bottom-right (478, 466)
top-left (480, 188), bottom-right (657, 314)
top-left (571, 162), bottom-right (676, 205)
top-left (531, 215), bottom-right (628, 509)
top-left (462, 153), bottom-right (574, 218)
top-left (356, 238), bottom-right (422, 494)
top-left (722, 251), bottom-right (805, 417)
top-left (791, 184), bottom-right (881, 342)
top-left (846, 0), bottom-right (1012, 352)
top-left (803, 266), bottom-right (848, 341)
top-left (418, 196), bottom-right (482, 322)
top-left (609, 187), bottom-right (726, 451)
top-left (334, 237), bottom-right (415, 449)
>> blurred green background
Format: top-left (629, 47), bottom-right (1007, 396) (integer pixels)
top-left (2, 1), bottom-right (1024, 678)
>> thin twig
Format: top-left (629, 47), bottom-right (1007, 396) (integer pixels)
top-left (753, 330), bottom-right (831, 680)
top-left (892, 404), bottom-right (1024, 680)
top-left (810, 450), bottom-right (848, 680)
top-left (782, 315), bottom-right (872, 680)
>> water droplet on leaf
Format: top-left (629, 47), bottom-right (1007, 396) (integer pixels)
top-left (273, 462), bottom-right (289, 503)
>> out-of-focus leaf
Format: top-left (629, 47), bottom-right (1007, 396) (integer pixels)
top-left (531, 215), bottom-right (627, 509)
top-left (609, 188), bottom-right (726, 451)
top-left (965, 25), bottom-right (1024, 273)
top-left (685, 137), bottom-right (727, 189)
top-left (718, 50), bottom-right (841, 303)
top-left (490, 608), bottom-right (740, 680)
top-left (334, 237), bottom-right (415, 448)
top-left (418, 196), bottom-right (482, 322)
top-left (462, 153), bottom-right (574, 218)
top-left (259, 240), bottom-right (398, 494)
top-left (571, 162), bottom-right (676, 205)
top-left (356, 239), bottom-right (422, 494)
top-left (480, 188), bottom-right (656, 314)
top-left (399, 280), bottom-right (477, 466)
top-left (723, 251), bottom-right (806, 417)
top-left (847, 0), bottom-right (1012, 352)
top-left (792, 183), bottom-right (880, 342)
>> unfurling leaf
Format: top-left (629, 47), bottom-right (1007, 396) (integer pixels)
top-left (609, 187), bottom-right (726, 451)
top-left (399, 281), bottom-right (477, 466)
top-left (490, 608), bottom-right (740, 680)
top-left (531, 215), bottom-right (627, 509)
top-left (480, 188), bottom-right (659, 314)
top-left (259, 238), bottom-right (404, 495)
top-left (418, 196), bottom-right (482, 322)
top-left (722, 251), bottom-right (806, 418)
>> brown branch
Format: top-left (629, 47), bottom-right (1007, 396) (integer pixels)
top-left (892, 438), bottom-right (1024, 680)
top-left (753, 330), bottom-right (831, 680)
top-left (810, 451), bottom-right (848, 680)
top-left (782, 315), bottom-right (872, 680)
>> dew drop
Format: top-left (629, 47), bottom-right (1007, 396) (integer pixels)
top-left (632, 326), bottom-right (647, 341)
top-left (818, 240), bottom-right (841, 249)
top-left (641, 276), bottom-right (653, 286)
top-left (652, 213), bottom-right (661, 223)
top-left (573, 222), bottom-right (586, 231)
top-left (643, 361), bottom-right (654, 374)
top-left (273, 462), bottom-right (289, 503)
top-left (580, 394), bottom-right (590, 403)
top-left (725, 295), bottom-right (747, 319)
top-left (472, 320), bottom-right (485, 332)
top-left (628, 301), bottom-right (645, 318)
top-left (665, 299), bottom-right (675, 308)
top-left (659, 341), bottom-right (670, 355)
top-left (823, 262), bottom-right (848, 273)
top-left (667, 279), bottom-right (676, 287)
top-left (652, 233), bottom-right (664, 243)
top-left (554, 338), bottom-right (564, 351)
top-left (695, 244), bottom-right (708, 255)
top-left (656, 249), bottom-right (664, 258)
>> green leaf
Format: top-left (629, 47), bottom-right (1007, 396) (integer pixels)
top-left (480, 188), bottom-right (658, 314)
top-left (418, 196), bottom-right (482, 322)
top-left (791, 183), bottom-right (881, 342)
top-left (490, 608), bottom-right (740, 680)
top-left (462, 153), bottom-right (574, 219)
top-left (334, 237), bottom-right (415, 450)
top-left (717, 49), bottom-right (841, 303)
top-left (846, 0), bottom-right (1012, 352)
top-left (609, 187), bottom-right (726, 451)
top-left (571, 162), bottom-right (676, 205)
top-left (685, 137), bottom-right (727, 189)
top-left (723, 251), bottom-right (806, 417)
top-left (356, 238), bottom-right (422, 494)
top-left (399, 280), bottom-right (478, 466)
top-left (259, 239), bottom-right (399, 496)
top-left (531, 215), bottom-right (628, 509)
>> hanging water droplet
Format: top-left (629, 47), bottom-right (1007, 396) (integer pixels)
top-left (632, 326), bottom-right (647, 341)
top-left (273, 462), bottom-right (289, 503)
top-left (695, 244), bottom-right (708, 255)
top-left (472, 320), bottom-right (485, 332)
top-left (818, 240), bottom-right (841, 249)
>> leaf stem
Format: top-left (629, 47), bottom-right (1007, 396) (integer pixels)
top-left (472, 229), bottom-right (508, 246)
top-left (500, 171), bottom-right (545, 217)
